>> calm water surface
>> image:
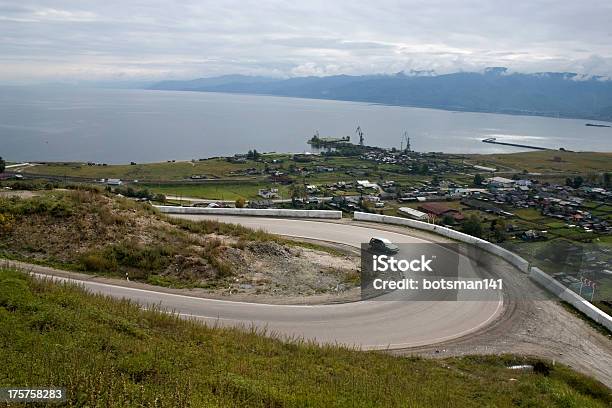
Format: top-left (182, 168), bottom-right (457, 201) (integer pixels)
top-left (1, 86), bottom-right (610, 163)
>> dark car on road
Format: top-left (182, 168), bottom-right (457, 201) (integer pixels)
top-left (369, 237), bottom-right (399, 254)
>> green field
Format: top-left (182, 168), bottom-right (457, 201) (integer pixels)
top-left (20, 151), bottom-right (612, 187)
top-left (1, 268), bottom-right (609, 407)
top-left (468, 151), bottom-right (612, 174)
top-left (513, 208), bottom-right (546, 221)
top-left (24, 158), bottom-right (266, 181)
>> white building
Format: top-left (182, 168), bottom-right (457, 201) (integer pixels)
top-left (258, 188), bottom-right (279, 199)
top-left (473, 165), bottom-right (497, 172)
top-left (356, 180), bottom-right (379, 189)
top-left (515, 179), bottom-right (532, 187)
top-left (398, 207), bottom-right (428, 221)
top-left (487, 176), bottom-right (515, 188)
top-left (106, 178), bottom-right (122, 186)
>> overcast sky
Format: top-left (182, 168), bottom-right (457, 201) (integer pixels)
top-left (1, 0), bottom-right (611, 82)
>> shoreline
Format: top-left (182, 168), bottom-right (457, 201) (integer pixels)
top-left (4, 149), bottom-right (612, 168)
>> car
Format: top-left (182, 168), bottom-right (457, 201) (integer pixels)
top-left (369, 237), bottom-right (399, 254)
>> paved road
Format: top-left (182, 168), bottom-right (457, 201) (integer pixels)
top-left (36, 216), bottom-right (506, 350)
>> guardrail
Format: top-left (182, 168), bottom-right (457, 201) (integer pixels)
top-left (155, 205), bottom-right (343, 219)
top-left (353, 212), bottom-right (612, 330)
top-left (353, 212), bottom-right (530, 273)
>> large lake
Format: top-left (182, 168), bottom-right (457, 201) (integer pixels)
top-left (1, 86), bottom-right (610, 163)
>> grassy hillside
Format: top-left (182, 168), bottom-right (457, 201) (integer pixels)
top-left (0, 189), bottom-right (248, 284)
top-left (0, 189), bottom-right (358, 295)
top-left (1, 268), bottom-right (609, 407)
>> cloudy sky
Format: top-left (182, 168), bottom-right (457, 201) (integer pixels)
top-left (1, 0), bottom-right (611, 82)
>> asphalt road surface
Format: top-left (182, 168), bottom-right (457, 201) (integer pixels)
top-left (37, 216), bottom-right (506, 350)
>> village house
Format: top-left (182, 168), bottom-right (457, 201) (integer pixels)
top-left (515, 179), bottom-right (533, 187)
top-left (306, 185), bottom-right (319, 194)
top-left (398, 207), bottom-right (429, 221)
top-left (356, 180), bottom-right (379, 190)
top-left (520, 229), bottom-right (547, 241)
top-left (418, 202), bottom-right (465, 221)
top-left (258, 188), bottom-right (279, 199)
top-left (486, 176), bottom-right (515, 188)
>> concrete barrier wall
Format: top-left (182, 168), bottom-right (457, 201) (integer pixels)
top-left (353, 212), bottom-right (530, 273)
top-left (354, 212), bottom-right (611, 329)
top-left (155, 205), bottom-right (343, 219)
top-left (530, 267), bottom-right (612, 331)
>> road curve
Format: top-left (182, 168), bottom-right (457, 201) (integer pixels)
top-left (39, 216), bottom-right (506, 350)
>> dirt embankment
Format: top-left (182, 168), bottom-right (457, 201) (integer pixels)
top-left (0, 189), bottom-right (359, 300)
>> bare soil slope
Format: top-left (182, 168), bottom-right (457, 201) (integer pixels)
top-left (0, 189), bottom-right (358, 298)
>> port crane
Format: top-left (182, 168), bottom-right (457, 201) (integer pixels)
top-left (400, 131), bottom-right (411, 152)
top-left (356, 126), bottom-right (364, 146)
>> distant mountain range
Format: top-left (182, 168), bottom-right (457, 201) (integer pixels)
top-left (149, 68), bottom-right (612, 121)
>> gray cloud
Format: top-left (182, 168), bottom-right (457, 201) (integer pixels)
top-left (0, 0), bottom-right (611, 82)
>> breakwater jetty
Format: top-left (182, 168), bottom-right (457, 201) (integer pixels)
top-left (482, 137), bottom-right (551, 151)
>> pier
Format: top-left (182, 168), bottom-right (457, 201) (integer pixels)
top-left (482, 137), bottom-right (551, 151)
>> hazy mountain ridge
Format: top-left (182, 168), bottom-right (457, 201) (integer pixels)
top-left (149, 69), bottom-right (612, 121)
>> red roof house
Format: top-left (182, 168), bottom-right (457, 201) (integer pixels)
top-left (418, 202), bottom-right (465, 221)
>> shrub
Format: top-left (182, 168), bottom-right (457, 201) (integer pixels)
top-left (0, 275), bottom-right (37, 312)
top-left (0, 212), bottom-right (14, 232)
top-left (81, 252), bottom-right (118, 272)
top-left (97, 206), bottom-right (127, 225)
top-left (208, 254), bottom-right (233, 277)
top-left (107, 243), bottom-right (172, 271)
top-left (461, 215), bottom-right (483, 238)
top-left (29, 305), bottom-right (78, 332)
top-left (49, 199), bottom-right (74, 217)
top-left (0, 195), bottom-right (75, 217)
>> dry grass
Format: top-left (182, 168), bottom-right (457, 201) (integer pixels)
top-left (0, 190), bottom-right (356, 294)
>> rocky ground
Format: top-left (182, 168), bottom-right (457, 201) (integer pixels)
top-left (169, 239), bottom-right (360, 298)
